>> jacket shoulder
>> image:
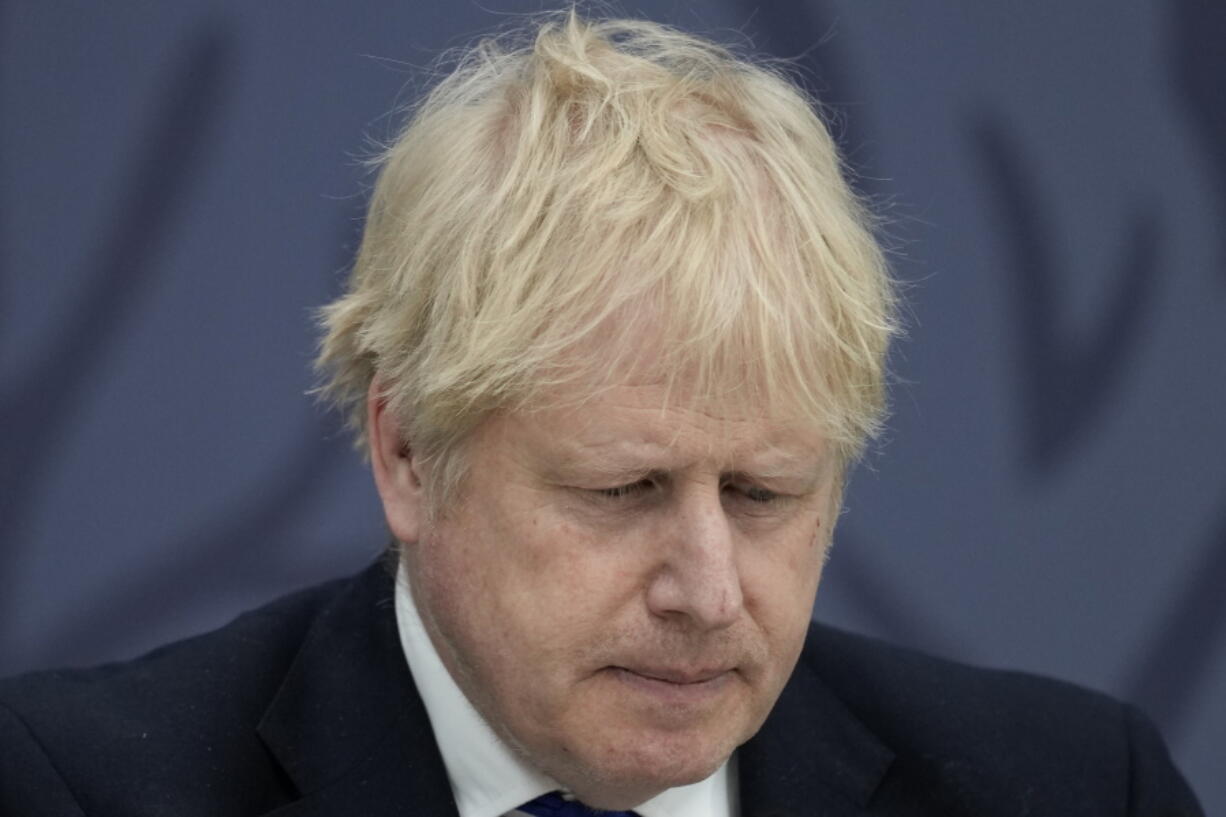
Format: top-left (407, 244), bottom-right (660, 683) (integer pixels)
top-left (804, 622), bottom-right (1122, 745)
top-left (802, 623), bottom-right (1203, 815)
top-left (0, 574), bottom-right (354, 817)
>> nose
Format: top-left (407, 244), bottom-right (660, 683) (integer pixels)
top-left (645, 485), bottom-right (744, 631)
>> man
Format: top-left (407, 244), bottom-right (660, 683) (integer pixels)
top-left (0, 12), bottom-right (1203, 817)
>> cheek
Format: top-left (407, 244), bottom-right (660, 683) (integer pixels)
top-left (787, 511), bottom-right (830, 587)
top-left (520, 515), bottom-right (645, 595)
top-left (741, 522), bottom-right (826, 639)
top-left (456, 513), bottom-right (639, 659)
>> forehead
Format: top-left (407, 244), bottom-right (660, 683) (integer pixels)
top-left (501, 381), bottom-right (828, 474)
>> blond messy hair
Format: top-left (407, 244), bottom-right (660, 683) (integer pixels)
top-left (317, 11), bottom-right (897, 502)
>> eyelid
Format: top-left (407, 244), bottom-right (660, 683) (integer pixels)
top-left (722, 481), bottom-right (783, 504)
top-left (591, 471), bottom-right (665, 499)
top-left (579, 470), bottom-right (807, 505)
top-left (744, 486), bottom-right (781, 503)
top-left (598, 481), bottom-right (650, 498)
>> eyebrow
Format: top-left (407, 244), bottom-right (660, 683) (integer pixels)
top-left (540, 443), bottom-right (676, 483)
top-left (731, 464), bottom-right (827, 489)
top-left (538, 439), bottom-right (828, 488)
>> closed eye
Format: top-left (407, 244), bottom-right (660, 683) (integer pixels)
top-left (597, 478), bottom-right (657, 499)
top-left (722, 481), bottom-right (785, 507)
top-left (741, 486), bottom-right (781, 503)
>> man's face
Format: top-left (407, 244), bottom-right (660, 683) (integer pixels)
top-left (375, 381), bottom-right (835, 809)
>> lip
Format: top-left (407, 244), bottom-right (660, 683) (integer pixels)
top-left (618, 666), bottom-right (731, 684)
top-left (608, 665), bottom-right (734, 703)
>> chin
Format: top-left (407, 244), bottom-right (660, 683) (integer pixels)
top-left (571, 763), bottom-right (722, 812)
top-left (531, 677), bottom-right (756, 806)
top-left (566, 727), bottom-right (734, 808)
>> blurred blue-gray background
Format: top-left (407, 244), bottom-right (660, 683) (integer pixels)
top-left (2, 1), bottom-right (1222, 811)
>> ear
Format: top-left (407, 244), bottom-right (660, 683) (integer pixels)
top-left (368, 379), bottom-right (426, 544)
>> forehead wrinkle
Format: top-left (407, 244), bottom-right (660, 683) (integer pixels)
top-left (540, 436), bottom-right (684, 481)
top-left (730, 449), bottom-right (828, 480)
top-left (510, 381), bottom-right (829, 474)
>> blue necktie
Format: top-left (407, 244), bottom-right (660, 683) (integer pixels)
top-left (517, 790), bottom-right (640, 817)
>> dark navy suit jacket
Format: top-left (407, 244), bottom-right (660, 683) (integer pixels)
top-left (0, 563), bottom-right (1203, 816)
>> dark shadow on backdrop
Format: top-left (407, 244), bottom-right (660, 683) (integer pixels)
top-left (971, 115), bottom-right (1160, 474)
top-left (1156, 0), bottom-right (1226, 747)
top-left (973, 80), bottom-right (1226, 741)
top-left (0, 23), bottom-right (236, 663)
top-left (1171, 0), bottom-right (1226, 278)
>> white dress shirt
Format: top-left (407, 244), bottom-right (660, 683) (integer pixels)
top-left (394, 567), bottom-right (737, 817)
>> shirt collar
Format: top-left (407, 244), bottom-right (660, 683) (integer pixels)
top-left (393, 566), bottom-right (735, 817)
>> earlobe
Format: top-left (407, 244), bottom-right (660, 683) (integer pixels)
top-left (367, 380), bottom-right (425, 544)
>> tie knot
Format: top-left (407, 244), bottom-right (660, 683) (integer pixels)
top-left (516, 790), bottom-right (639, 817)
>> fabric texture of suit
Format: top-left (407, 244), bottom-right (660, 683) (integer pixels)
top-left (0, 562), bottom-right (1203, 816)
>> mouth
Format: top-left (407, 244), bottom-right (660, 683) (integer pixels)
top-left (607, 665), bottom-right (735, 703)
top-left (617, 666), bottom-right (731, 684)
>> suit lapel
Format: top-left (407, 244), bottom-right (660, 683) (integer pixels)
top-left (256, 564), bottom-right (459, 817)
top-left (737, 633), bottom-right (895, 817)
